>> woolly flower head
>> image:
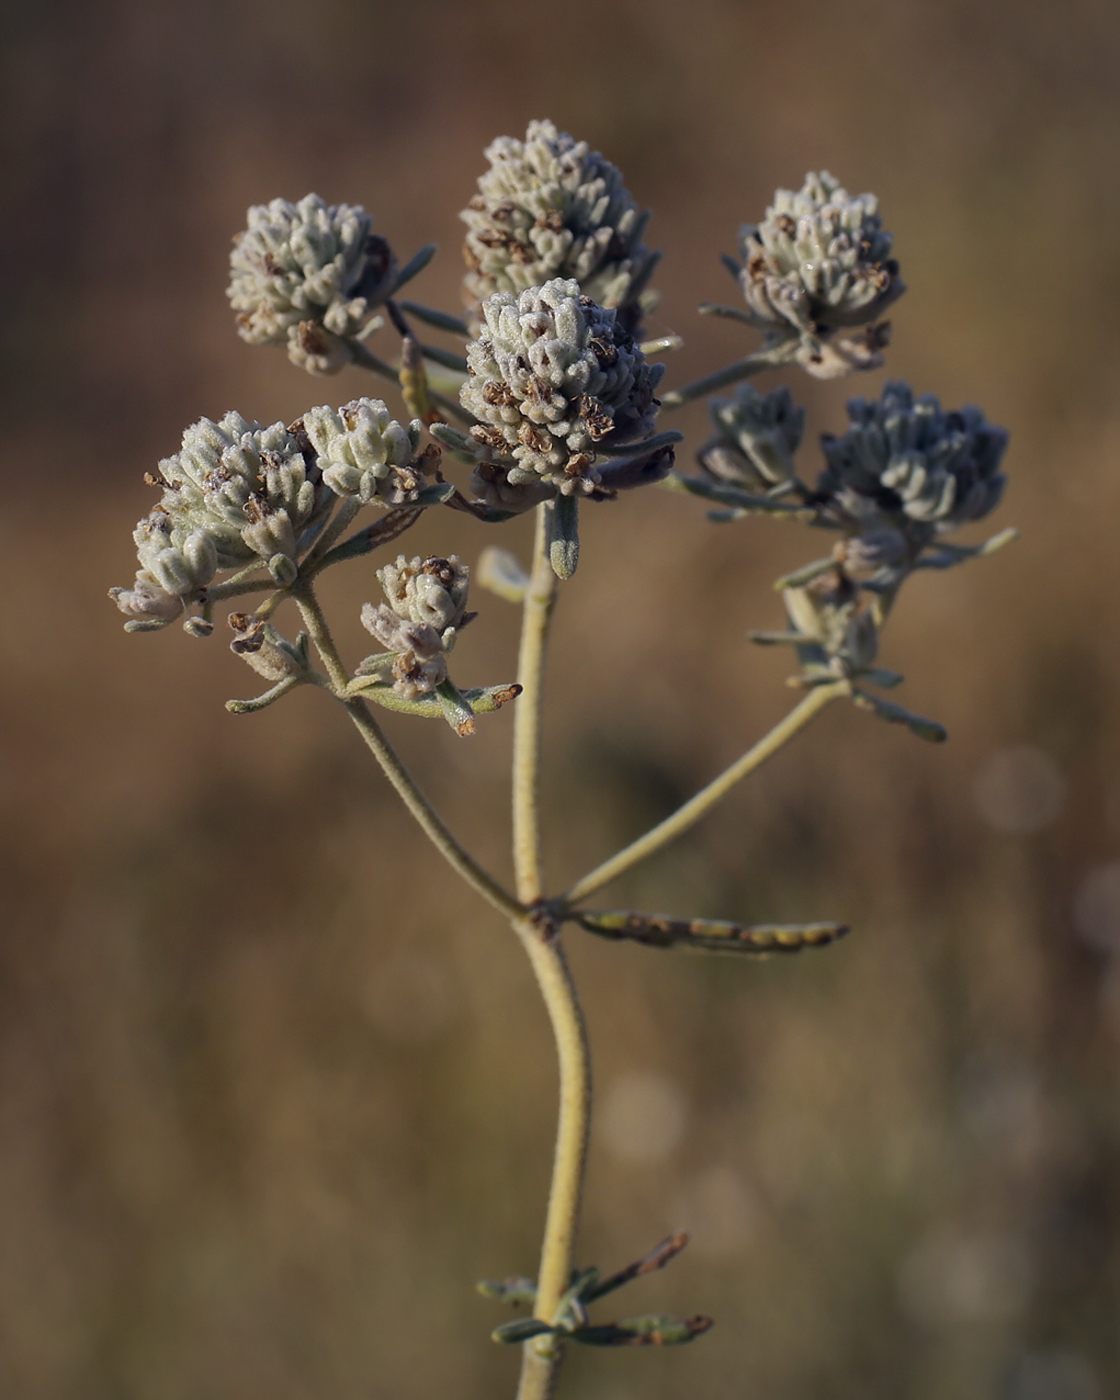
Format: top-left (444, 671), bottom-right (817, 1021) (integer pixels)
top-left (460, 278), bottom-right (664, 503)
top-left (228, 194), bottom-right (396, 373)
top-left (360, 555), bottom-right (471, 700)
top-left (816, 381), bottom-right (1008, 538)
top-left (737, 172), bottom-right (903, 378)
top-left (697, 384), bottom-right (805, 492)
top-left (300, 399), bottom-right (432, 505)
top-left (110, 400), bottom-right (427, 629)
top-left (110, 412), bottom-right (323, 628)
top-left (461, 120), bottom-right (658, 335)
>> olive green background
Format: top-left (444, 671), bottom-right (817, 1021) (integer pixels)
top-left (3, 1), bottom-right (1120, 1396)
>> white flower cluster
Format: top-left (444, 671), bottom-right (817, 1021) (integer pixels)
top-left (737, 172), bottom-right (903, 378)
top-left (110, 399), bottom-right (429, 628)
top-left (110, 412), bottom-right (321, 626)
top-left (461, 120), bottom-right (658, 334)
top-left (461, 279), bottom-right (663, 501)
top-left (301, 399), bottom-right (431, 505)
top-left (816, 381), bottom-right (1008, 538)
top-left (228, 194), bottom-right (396, 374)
top-left (359, 555), bottom-right (471, 699)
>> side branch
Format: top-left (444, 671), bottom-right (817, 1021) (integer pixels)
top-left (562, 682), bottom-right (846, 907)
top-left (343, 699), bottom-right (525, 921)
top-left (293, 586), bottom-right (523, 922)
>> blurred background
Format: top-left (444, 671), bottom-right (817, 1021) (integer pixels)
top-left (3, 0), bottom-right (1120, 1396)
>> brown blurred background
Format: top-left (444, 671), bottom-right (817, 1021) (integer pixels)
top-left (3, 1), bottom-right (1120, 1396)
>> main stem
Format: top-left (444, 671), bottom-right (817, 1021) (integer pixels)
top-left (512, 505), bottom-right (558, 906)
top-left (512, 505), bottom-right (592, 1400)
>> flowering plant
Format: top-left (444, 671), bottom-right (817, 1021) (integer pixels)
top-left (110, 123), bottom-right (1012, 1399)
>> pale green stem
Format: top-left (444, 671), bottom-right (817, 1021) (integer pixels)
top-left (343, 698), bottom-right (524, 922)
top-left (513, 917), bottom-right (592, 1400)
top-left (510, 504), bottom-right (591, 1400)
top-left (292, 585), bottom-right (524, 923)
top-left (512, 504), bottom-right (559, 905)
top-left (563, 682), bottom-right (846, 908)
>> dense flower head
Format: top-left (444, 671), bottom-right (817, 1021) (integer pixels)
top-left (228, 195), bottom-right (397, 372)
top-left (737, 172), bottom-right (903, 378)
top-left (461, 279), bottom-right (664, 503)
top-left (815, 381), bottom-right (1008, 538)
top-left (461, 120), bottom-right (658, 335)
top-left (300, 399), bottom-right (432, 505)
top-left (359, 555), bottom-right (471, 699)
top-left (110, 400), bottom-right (428, 627)
top-left (697, 384), bottom-right (805, 492)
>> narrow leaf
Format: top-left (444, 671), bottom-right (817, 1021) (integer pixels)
top-left (571, 1314), bottom-right (714, 1347)
top-left (491, 1317), bottom-right (555, 1345)
top-left (586, 1234), bottom-right (690, 1302)
top-left (346, 679), bottom-right (520, 720)
top-left (436, 679), bottom-right (477, 737)
top-left (595, 429), bottom-right (683, 457)
top-left (851, 688), bottom-right (948, 742)
top-left (774, 557), bottom-right (837, 590)
top-left (477, 546), bottom-right (529, 603)
top-left (397, 300), bottom-right (470, 337)
top-left (748, 630), bottom-right (806, 646)
top-left (225, 676), bottom-right (303, 714)
top-left (429, 421), bottom-right (480, 462)
top-left (549, 494), bottom-right (579, 579)
top-left (666, 472), bottom-right (814, 517)
top-left (697, 302), bottom-right (755, 325)
top-left (477, 1276), bottom-right (537, 1305)
top-left (315, 507), bottom-right (423, 569)
top-left (574, 910), bottom-right (849, 955)
top-left (421, 342), bottom-right (469, 374)
top-left (390, 243), bottom-right (437, 295)
top-left (638, 334), bottom-right (684, 355)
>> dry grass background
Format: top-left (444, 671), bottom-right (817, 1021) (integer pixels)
top-left (2, 0), bottom-right (1120, 1396)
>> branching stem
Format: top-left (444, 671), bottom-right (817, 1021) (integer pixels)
top-left (293, 584), bottom-right (523, 922)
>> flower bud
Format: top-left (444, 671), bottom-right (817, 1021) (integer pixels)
top-left (108, 571), bottom-right (185, 624)
top-left (697, 384), bottom-right (805, 490)
top-left (228, 614), bottom-right (307, 682)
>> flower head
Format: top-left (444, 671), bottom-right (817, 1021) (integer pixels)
top-left (359, 555), bottom-right (472, 699)
top-left (110, 400), bottom-right (429, 629)
top-left (697, 384), bottom-right (805, 492)
top-left (461, 120), bottom-right (658, 336)
top-left (460, 279), bottom-right (664, 504)
top-left (299, 399), bottom-right (434, 505)
top-left (815, 381), bottom-right (1008, 540)
top-left (737, 172), bottom-right (903, 378)
top-left (228, 195), bottom-right (396, 373)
